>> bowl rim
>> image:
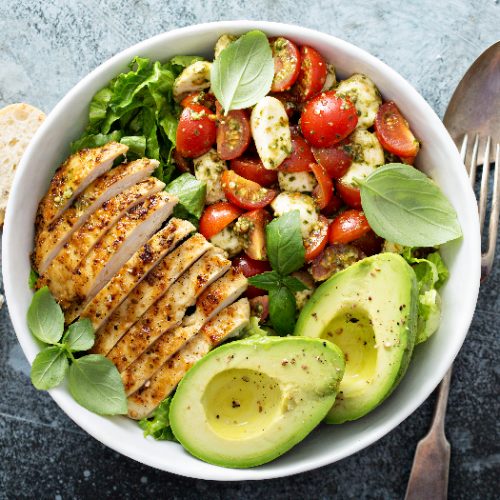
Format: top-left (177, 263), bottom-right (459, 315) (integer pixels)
top-left (2, 20), bottom-right (480, 481)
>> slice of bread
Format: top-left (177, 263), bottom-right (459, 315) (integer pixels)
top-left (0, 103), bottom-right (46, 226)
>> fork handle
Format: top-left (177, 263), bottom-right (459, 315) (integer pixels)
top-left (404, 369), bottom-right (452, 500)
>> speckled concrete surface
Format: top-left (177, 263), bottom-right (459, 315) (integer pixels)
top-left (1, 1), bottom-right (499, 498)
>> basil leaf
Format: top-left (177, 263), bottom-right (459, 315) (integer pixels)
top-left (27, 287), bottom-right (64, 344)
top-left (266, 211), bottom-right (305, 276)
top-left (68, 355), bottom-right (127, 415)
top-left (63, 319), bottom-right (95, 352)
top-left (247, 271), bottom-right (281, 292)
top-left (359, 164), bottom-right (462, 246)
top-left (139, 396), bottom-right (178, 441)
top-left (282, 275), bottom-right (309, 292)
top-left (166, 173), bottom-right (206, 219)
top-left (269, 286), bottom-right (297, 336)
top-left (28, 268), bottom-right (39, 290)
top-left (30, 346), bottom-right (68, 390)
top-left (211, 30), bottom-right (274, 112)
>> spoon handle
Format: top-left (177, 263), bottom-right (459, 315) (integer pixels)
top-left (404, 369), bottom-right (452, 500)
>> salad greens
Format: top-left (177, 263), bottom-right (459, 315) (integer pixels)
top-left (165, 173), bottom-right (206, 221)
top-left (72, 55), bottom-right (203, 183)
top-left (248, 211), bottom-right (308, 335)
top-left (211, 30), bottom-right (274, 113)
top-left (359, 163), bottom-right (462, 247)
top-left (28, 287), bottom-right (127, 415)
top-left (139, 395), bottom-right (177, 441)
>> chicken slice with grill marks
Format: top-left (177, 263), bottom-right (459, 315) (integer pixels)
top-left (58, 191), bottom-right (177, 309)
top-left (38, 177), bottom-right (165, 292)
top-left (34, 158), bottom-right (158, 273)
top-left (66, 218), bottom-right (195, 325)
top-left (91, 233), bottom-right (211, 356)
top-left (35, 142), bottom-right (128, 230)
top-left (121, 268), bottom-right (247, 395)
top-left (107, 248), bottom-right (231, 372)
top-left (127, 298), bottom-right (250, 419)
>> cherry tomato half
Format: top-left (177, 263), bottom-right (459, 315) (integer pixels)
top-left (216, 103), bottom-right (251, 160)
top-left (336, 179), bottom-right (362, 209)
top-left (310, 163), bottom-right (333, 210)
top-left (321, 193), bottom-right (343, 216)
top-left (270, 37), bottom-right (301, 93)
top-left (236, 209), bottom-right (272, 261)
top-left (292, 46), bottom-right (328, 102)
top-left (304, 215), bottom-right (329, 262)
top-left (374, 101), bottom-right (420, 158)
top-left (300, 91), bottom-right (358, 148)
top-left (329, 209), bottom-right (371, 244)
top-left (278, 133), bottom-right (316, 173)
top-left (249, 295), bottom-right (270, 322)
top-left (230, 157), bottom-right (278, 187)
top-left (199, 201), bottom-right (243, 240)
top-left (271, 92), bottom-right (298, 119)
top-left (180, 91), bottom-right (216, 110)
top-left (175, 104), bottom-right (216, 158)
top-left (312, 139), bottom-right (352, 179)
top-left (221, 170), bottom-right (277, 210)
top-left (233, 255), bottom-right (272, 299)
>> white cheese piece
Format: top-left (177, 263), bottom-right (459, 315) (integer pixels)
top-left (210, 226), bottom-right (243, 257)
top-left (271, 192), bottom-right (319, 238)
top-left (278, 171), bottom-right (317, 193)
top-left (214, 34), bottom-right (238, 59)
top-left (321, 63), bottom-right (337, 91)
top-left (336, 73), bottom-right (382, 129)
top-left (250, 96), bottom-right (292, 170)
top-left (193, 149), bottom-right (227, 204)
top-left (173, 61), bottom-right (212, 102)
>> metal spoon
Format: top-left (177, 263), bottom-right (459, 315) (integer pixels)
top-left (405, 41), bottom-right (500, 500)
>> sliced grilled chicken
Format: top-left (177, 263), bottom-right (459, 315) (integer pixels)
top-left (34, 158), bottom-right (157, 273)
top-left (67, 218), bottom-right (195, 326)
top-left (121, 268), bottom-right (248, 395)
top-left (92, 233), bottom-right (211, 356)
top-left (38, 178), bottom-right (164, 292)
top-left (107, 248), bottom-right (231, 372)
top-left (35, 142), bottom-right (128, 230)
top-left (127, 298), bottom-right (250, 419)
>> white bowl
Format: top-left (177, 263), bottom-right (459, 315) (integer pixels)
top-left (2, 20), bottom-right (480, 480)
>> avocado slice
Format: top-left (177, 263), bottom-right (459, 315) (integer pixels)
top-left (295, 253), bottom-right (418, 424)
top-left (169, 336), bottom-right (345, 468)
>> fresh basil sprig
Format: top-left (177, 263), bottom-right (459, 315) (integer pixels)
top-left (358, 163), bottom-right (462, 247)
top-left (211, 30), bottom-right (274, 113)
top-left (248, 211), bottom-right (308, 335)
top-left (27, 287), bottom-right (127, 415)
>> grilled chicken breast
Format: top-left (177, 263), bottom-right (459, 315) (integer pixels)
top-left (92, 233), bottom-right (212, 356)
top-left (34, 158), bottom-right (157, 273)
top-left (67, 218), bottom-right (195, 325)
top-left (121, 268), bottom-right (247, 395)
top-left (38, 178), bottom-right (165, 294)
top-left (107, 248), bottom-right (231, 372)
top-left (35, 142), bottom-right (128, 230)
top-left (127, 298), bottom-right (250, 419)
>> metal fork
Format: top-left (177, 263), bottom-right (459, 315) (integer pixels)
top-left (404, 135), bottom-right (500, 500)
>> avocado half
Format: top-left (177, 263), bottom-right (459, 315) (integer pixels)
top-left (295, 253), bottom-right (418, 424)
top-left (169, 336), bottom-right (345, 468)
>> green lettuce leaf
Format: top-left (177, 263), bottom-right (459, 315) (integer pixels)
top-left (138, 396), bottom-right (178, 441)
top-left (165, 173), bottom-right (206, 219)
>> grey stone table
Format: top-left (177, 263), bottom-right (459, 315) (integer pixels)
top-left (1, 1), bottom-right (498, 498)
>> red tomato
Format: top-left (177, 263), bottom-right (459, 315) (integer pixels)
top-left (278, 133), bottom-right (316, 173)
top-left (300, 91), bottom-right (358, 148)
top-left (175, 104), bottom-right (216, 158)
top-left (312, 140), bottom-right (352, 179)
top-left (271, 92), bottom-right (298, 118)
top-left (400, 155), bottom-right (416, 165)
top-left (230, 157), bottom-right (278, 187)
top-left (233, 255), bottom-right (272, 299)
top-left (236, 209), bottom-right (272, 261)
top-left (374, 101), bottom-right (420, 158)
top-left (329, 209), bottom-right (371, 244)
top-left (311, 163), bottom-right (333, 210)
top-left (270, 37), bottom-right (301, 92)
top-left (292, 46), bottom-right (328, 102)
top-left (249, 295), bottom-right (270, 321)
top-left (351, 230), bottom-right (383, 256)
top-left (221, 170), bottom-right (277, 210)
top-left (304, 215), bottom-right (329, 262)
top-left (199, 201), bottom-right (243, 240)
top-left (216, 104), bottom-right (251, 160)
top-left (336, 179), bottom-right (362, 208)
top-left (321, 193), bottom-right (343, 216)
top-left (180, 91), bottom-right (216, 109)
